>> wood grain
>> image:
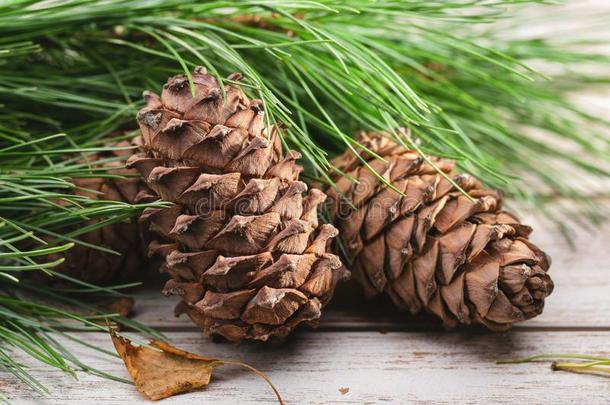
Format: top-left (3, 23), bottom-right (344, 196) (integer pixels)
top-left (3, 331), bottom-right (609, 404)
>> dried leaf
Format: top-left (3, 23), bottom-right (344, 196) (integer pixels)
top-left (110, 330), bottom-right (284, 402)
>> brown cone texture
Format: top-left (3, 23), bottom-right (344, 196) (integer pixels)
top-left (328, 131), bottom-right (553, 331)
top-left (128, 67), bottom-right (348, 343)
top-left (45, 144), bottom-right (154, 285)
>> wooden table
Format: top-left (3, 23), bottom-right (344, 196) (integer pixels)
top-left (3, 202), bottom-right (609, 404)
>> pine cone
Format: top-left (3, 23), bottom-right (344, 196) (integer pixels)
top-left (327, 130), bottom-right (553, 331)
top-left (44, 143), bottom-right (154, 285)
top-left (128, 67), bottom-right (349, 343)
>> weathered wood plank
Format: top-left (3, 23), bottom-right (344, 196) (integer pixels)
top-left (3, 331), bottom-right (609, 404)
top-left (128, 205), bottom-right (610, 331)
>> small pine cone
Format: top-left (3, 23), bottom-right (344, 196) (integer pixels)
top-left (128, 67), bottom-right (349, 343)
top-left (327, 130), bottom-right (553, 331)
top-left (44, 143), bottom-right (155, 285)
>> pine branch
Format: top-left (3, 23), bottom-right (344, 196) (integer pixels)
top-left (1, 1), bottom-right (608, 209)
top-left (0, 134), bottom-right (165, 391)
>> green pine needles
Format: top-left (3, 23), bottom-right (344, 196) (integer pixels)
top-left (0, 0), bottom-right (609, 396)
top-left (499, 353), bottom-right (610, 376)
top-left (0, 134), bottom-right (166, 394)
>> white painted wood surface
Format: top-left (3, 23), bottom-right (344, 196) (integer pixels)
top-left (4, 332), bottom-right (610, 404)
top-left (2, 205), bottom-right (609, 404)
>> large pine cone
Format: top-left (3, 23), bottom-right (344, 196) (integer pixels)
top-left (45, 143), bottom-right (154, 285)
top-left (327, 130), bottom-right (553, 331)
top-left (128, 67), bottom-right (348, 343)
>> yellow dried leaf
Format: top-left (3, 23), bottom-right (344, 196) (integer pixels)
top-left (110, 330), bottom-right (283, 403)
